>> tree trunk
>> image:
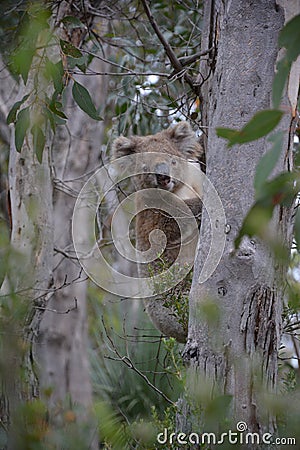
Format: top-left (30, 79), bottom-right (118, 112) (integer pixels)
top-left (178, 0), bottom-right (297, 438)
top-left (0, 59), bottom-right (54, 449)
top-left (37, 54), bottom-right (108, 413)
top-left (0, 5), bottom-right (109, 447)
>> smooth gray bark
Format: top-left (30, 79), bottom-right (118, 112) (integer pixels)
top-left (0, 57), bottom-right (54, 449)
top-left (178, 0), bottom-right (297, 438)
top-left (0, 6), bottom-right (109, 447)
top-left (36, 57), bottom-right (108, 410)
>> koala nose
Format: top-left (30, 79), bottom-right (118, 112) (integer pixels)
top-left (156, 173), bottom-right (171, 187)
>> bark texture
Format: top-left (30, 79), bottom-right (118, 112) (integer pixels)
top-left (0, 57), bottom-right (54, 449)
top-left (0, 4), bottom-right (109, 447)
top-left (179, 0), bottom-right (297, 438)
top-left (36, 56), bottom-right (108, 410)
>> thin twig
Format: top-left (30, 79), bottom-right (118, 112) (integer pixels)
top-left (140, 0), bottom-right (198, 93)
top-left (34, 297), bottom-right (78, 314)
top-left (102, 318), bottom-right (175, 405)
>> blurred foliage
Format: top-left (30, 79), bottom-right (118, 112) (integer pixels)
top-left (0, 1), bottom-right (300, 449)
top-left (273, 14), bottom-right (300, 108)
top-left (88, 286), bottom-right (185, 448)
top-left (88, 287), bottom-right (184, 415)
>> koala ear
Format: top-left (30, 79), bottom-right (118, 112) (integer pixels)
top-left (112, 136), bottom-right (136, 159)
top-left (168, 122), bottom-right (198, 156)
top-left (168, 121), bottom-right (203, 159)
top-left (170, 121), bottom-right (194, 140)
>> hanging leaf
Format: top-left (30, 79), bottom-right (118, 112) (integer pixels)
top-left (67, 55), bottom-right (88, 73)
top-left (15, 107), bottom-right (30, 152)
top-left (72, 81), bottom-right (102, 121)
top-left (215, 128), bottom-right (238, 142)
top-left (273, 15), bottom-right (300, 108)
top-left (31, 124), bottom-right (45, 163)
top-left (7, 94), bottom-right (30, 125)
top-left (61, 16), bottom-right (85, 29)
top-left (60, 39), bottom-right (83, 58)
top-left (272, 59), bottom-right (291, 109)
top-left (294, 145), bottom-right (300, 168)
top-left (254, 132), bottom-right (284, 197)
top-left (216, 110), bottom-right (283, 147)
top-left (261, 172), bottom-right (298, 207)
top-left (11, 48), bottom-right (35, 84)
top-left (235, 202), bottom-right (274, 248)
top-left (45, 59), bottom-right (64, 94)
top-left (236, 172), bottom-right (299, 248)
top-left (44, 108), bottom-right (56, 132)
top-left (48, 99), bottom-right (68, 120)
top-left (279, 15), bottom-right (300, 61)
top-left (294, 206), bottom-right (300, 252)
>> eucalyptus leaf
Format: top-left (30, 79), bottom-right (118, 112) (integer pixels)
top-left (254, 132), bottom-right (284, 197)
top-left (31, 124), bottom-right (45, 163)
top-left (279, 15), bottom-right (300, 61)
top-left (294, 206), bottom-right (300, 252)
top-left (7, 94), bottom-right (30, 125)
top-left (272, 59), bottom-right (291, 109)
top-left (72, 81), bottom-right (102, 121)
top-left (60, 39), bottom-right (83, 58)
top-left (15, 107), bottom-right (30, 152)
top-left (61, 16), bottom-right (85, 28)
top-left (45, 59), bottom-right (64, 94)
top-left (235, 202), bottom-right (274, 248)
top-left (217, 110), bottom-right (283, 147)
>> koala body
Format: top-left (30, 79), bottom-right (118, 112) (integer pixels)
top-left (112, 122), bottom-right (203, 342)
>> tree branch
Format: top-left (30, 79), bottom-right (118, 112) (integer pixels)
top-left (140, 0), bottom-right (198, 93)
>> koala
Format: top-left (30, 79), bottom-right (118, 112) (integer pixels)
top-left (112, 122), bottom-right (203, 342)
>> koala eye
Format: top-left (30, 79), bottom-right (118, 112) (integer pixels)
top-left (171, 159), bottom-right (177, 166)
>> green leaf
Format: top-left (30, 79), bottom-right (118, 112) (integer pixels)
top-left (60, 39), bottom-right (83, 58)
top-left (45, 106), bottom-right (66, 128)
top-left (261, 172), bottom-right (298, 206)
top-left (72, 81), bottom-right (102, 121)
top-left (216, 128), bottom-right (239, 142)
top-left (12, 48), bottom-right (35, 84)
top-left (45, 59), bottom-right (64, 94)
top-left (294, 144), bottom-right (300, 167)
top-left (67, 55), bottom-right (87, 73)
top-left (15, 107), bottom-right (30, 152)
top-left (31, 125), bottom-right (45, 163)
top-left (254, 132), bottom-right (284, 197)
top-left (236, 172), bottom-right (300, 248)
top-left (48, 99), bottom-right (68, 120)
top-left (61, 16), bottom-right (85, 28)
top-left (216, 110), bottom-right (283, 147)
top-left (272, 16), bottom-right (300, 108)
top-left (294, 207), bottom-right (300, 252)
top-left (237, 109), bottom-right (283, 144)
top-left (44, 108), bottom-right (56, 132)
top-left (7, 94), bottom-right (30, 125)
top-left (205, 394), bottom-right (232, 417)
top-left (235, 202), bottom-right (274, 248)
top-left (279, 15), bottom-right (300, 61)
top-left (272, 59), bottom-right (291, 108)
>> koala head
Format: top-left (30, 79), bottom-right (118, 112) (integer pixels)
top-left (112, 122), bottom-right (203, 193)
